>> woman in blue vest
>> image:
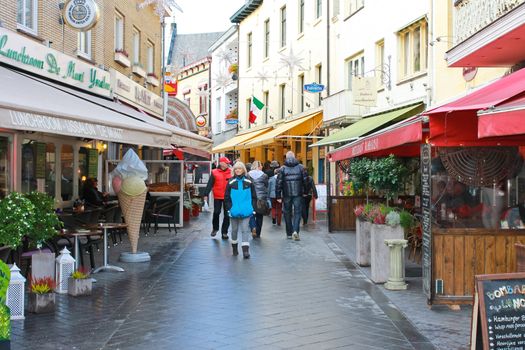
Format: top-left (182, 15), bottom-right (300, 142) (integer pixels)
top-left (224, 161), bottom-right (257, 258)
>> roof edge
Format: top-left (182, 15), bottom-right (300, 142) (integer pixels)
top-left (230, 0), bottom-right (263, 24)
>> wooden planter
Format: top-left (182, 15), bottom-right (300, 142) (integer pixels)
top-left (356, 219), bottom-right (371, 266)
top-left (68, 278), bottom-right (92, 296)
top-left (28, 293), bottom-right (55, 313)
top-left (370, 224), bottom-right (405, 283)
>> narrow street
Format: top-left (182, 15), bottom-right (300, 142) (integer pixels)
top-left (12, 214), bottom-right (439, 349)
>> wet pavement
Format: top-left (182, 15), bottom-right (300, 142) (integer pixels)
top-left (12, 213), bottom-right (443, 349)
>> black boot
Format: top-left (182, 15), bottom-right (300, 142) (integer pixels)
top-left (242, 245), bottom-right (250, 259)
top-left (232, 243), bottom-right (238, 256)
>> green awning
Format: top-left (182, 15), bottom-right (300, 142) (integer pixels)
top-left (312, 102), bottom-right (424, 147)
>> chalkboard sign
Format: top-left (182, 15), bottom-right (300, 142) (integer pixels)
top-left (88, 149), bottom-right (98, 179)
top-left (471, 273), bottom-right (525, 350)
top-left (420, 144), bottom-right (432, 301)
top-left (35, 142), bottom-right (46, 179)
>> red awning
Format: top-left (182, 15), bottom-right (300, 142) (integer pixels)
top-left (478, 93), bottom-right (525, 138)
top-left (328, 116), bottom-right (423, 161)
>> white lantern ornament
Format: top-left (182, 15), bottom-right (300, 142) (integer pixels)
top-left (7, 263), bottom-right (26, 320)
top-left (55, 248), bottom-right (75, 294)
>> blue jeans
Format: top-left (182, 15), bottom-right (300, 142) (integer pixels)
top-left (283, 196), bottom-right (303, 236)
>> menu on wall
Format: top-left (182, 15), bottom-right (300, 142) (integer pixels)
top-left (88, 149), bottom-right (98, 179)
top-left (421, 144), bottom-right (432, 301)
top-left (35, 142), bottom-right (46, 179)
top-left (471, 273), bottom-right (525, 350)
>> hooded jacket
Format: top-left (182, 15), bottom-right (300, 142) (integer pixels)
top-left (224, 175), bottom-right (257, 218)
top-left (248, 169), bottom-right (269, 200)
top-left (276, 157), bottom-right (309, 198)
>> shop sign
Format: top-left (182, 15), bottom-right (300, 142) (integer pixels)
top-left (352, 76), bottom-right (377, 107)
top-left (463, 66), bottom-right (477, 82)
top-left (420, 144), bottom-right (432, 301)
top-left (350, 137), bottom-right (379, 157)
top-left (304, 83), bottom-right (325, 93)
top-left (0, 27), bottom-right (111, 97)
top-left (63, 0), bottom-right (100, 31)
top-left (225, 119), bottom-right (238, 125)
top-left (195, 115), bottom-right (207, 128)
top-left (111, 69), bottom-right (163, 118)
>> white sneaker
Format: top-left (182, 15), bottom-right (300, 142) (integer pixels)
top-left (292, 232), bottom-right (300, 241)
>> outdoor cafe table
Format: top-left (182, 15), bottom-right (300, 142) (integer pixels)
top-left (91, 223), bottom-right (128, 273)
top-left (60, 229), bottom-right (102, 269)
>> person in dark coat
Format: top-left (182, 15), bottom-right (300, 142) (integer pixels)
top-left (302, 169), bottom-right (318, 225)
top-left (276, 151), bottom-right (309, 241)
top-left (82, 178), bottom-right (120, 223)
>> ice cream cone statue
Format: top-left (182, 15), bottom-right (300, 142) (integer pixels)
top-left (112, 150), bottom-right (150, 262)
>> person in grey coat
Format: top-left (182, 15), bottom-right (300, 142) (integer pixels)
top-left (248, 160), bottom-right (269, 238)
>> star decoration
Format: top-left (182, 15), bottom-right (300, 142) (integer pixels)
top-left (138, 0), bottom-right (183, 18)
top-left (216, 49), bottom-right (234, 65)
top-left (213, 71), bottom-right (232, 90)
top-left (279, 46), bottom-right (306, 77)
top-left (256, 69), bottom-right (271, 85)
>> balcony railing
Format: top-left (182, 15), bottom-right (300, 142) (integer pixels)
top-left (454, 0), bottom-right (524, 43)
top-left (322, 89), bottom-right (368, 123)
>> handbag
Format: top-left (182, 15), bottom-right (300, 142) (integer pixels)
top-left (255, 199), bottom-right (270, 215)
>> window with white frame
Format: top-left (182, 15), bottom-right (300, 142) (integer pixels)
top-left (215, 97), bottom-right (222, 132)
top-left (263, 91), bottom-right (269, 124)
top-left (77, 31), bottom-right (92, 58)
top-left (316, 0), bottom-right (322, 19)
top-left (279, 84), bottom-right (286, 119)
top-left (264, 19), bottom-right (270, 58)
top-left (246, 98), bottom-right (252, 127)
top-left (375, 40), bottom-right (385, 88)
top-left (299, 0), bottom-right (305, 34)
top-left (280, 6), bottom-right (287, 48)
top-left (333, 0), bottom-right (340, 16)
top-left (147, 41), bottom-right (154, 73)
top-left (345, 53), bottom-right (364, 90)
top-left (316, 64), bottom-right (322, 105)
top-left (344, 0), bottom-right (364, 17)
top-left (298, 74), bottom-right (304, 113)
top-left (17, 0), bottom-right (37, 33)
top-left (247, 32), bottom-right (252, 68)
top-left (398, 18), bottom-right (428, 79)
top-left (132, 27), bottom-right (140, 65)
top-left (115, 12), bottom-right (124, 51)
top-left (199, 84), bottom-right (208, 114)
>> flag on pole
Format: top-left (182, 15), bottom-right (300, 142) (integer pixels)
top-left (249, 96), bottom-right (264, 124)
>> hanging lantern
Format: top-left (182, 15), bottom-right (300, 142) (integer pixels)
top-left (55, 248), bottom-right (75, 294)
top-left (7, 263), bottom-right (26, 320)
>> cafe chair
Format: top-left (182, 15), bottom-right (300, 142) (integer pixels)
top-left (146, 197), bottom-right (178, 235)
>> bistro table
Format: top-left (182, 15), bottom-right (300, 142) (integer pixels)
top-left (92, 223), bottom-right (128, 273)
top-left (60, 229), bottom-right (103, 269)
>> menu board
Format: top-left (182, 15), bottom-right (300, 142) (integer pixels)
top-left (35, 142), bottom-right (46, 179)
top-left (88, 149), bottom-right (98, 179)
top-left (471, 273), bottom-right (525, 350)
top-left (420, 144), bottom-right (432, 301)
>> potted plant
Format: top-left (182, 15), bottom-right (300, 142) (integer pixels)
top-left (354, 204), bottom-right (372, 266)
top-left (114, 49), bottom-right (131, 67)
top-left (28, 276), bottom-right (55, 313)
top-left (228, 63), bottom-right (238, 74)
top-left (368, 155), bottom-right (408, 205)
top-left (226, 108), bottom-right (238, 120)
top-left (68, 267), bottom-right (92, 297)
top-left (24, 191), bottom-right (62, 248)
top-left (191, 197), bottom-right (203, 217)
top-left (0, 192), bottom-right (35, 262)
top-left (183, 199), bottom-right (192, 222)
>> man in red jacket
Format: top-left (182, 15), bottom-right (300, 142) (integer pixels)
top-left (204, 157), bottom-right (232, 239)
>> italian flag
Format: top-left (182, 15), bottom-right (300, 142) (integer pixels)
top-left (249, 96), bottom-right (264, 124)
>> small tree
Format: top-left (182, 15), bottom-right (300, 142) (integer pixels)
top-left (0, 192), bottom-right (35, 248)
top-left (368, 155), bottom-right (408, 205)
top-left (350, 157), bottom-right (372, 202)
top-left (24, 192), bottom-right (61, 248)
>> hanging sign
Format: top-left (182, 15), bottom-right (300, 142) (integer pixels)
top-left (421, 144), bottom-right (432, 302)
top-left (63, 0), bottom-right (100, 31)
top-left (304, 83), bottom-right (325, 93)
top-left (195, 115), bottom-right (207, 128)
top-left (352, 76), bottom-right (377, 107)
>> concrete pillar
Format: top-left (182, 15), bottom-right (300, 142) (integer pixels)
top-left (290, 139), bottom-right (297, 158)
top-left (300, 139), bottom-right (307, 165)
top-left (239, 149), bottom-right (248, 163)
top-left (384, 239), bottom-right (408, 290)
top-left (255, 147), bottom-right (263, 163)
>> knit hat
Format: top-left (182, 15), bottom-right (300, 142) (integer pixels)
top-left (270, 160), bottom-right (280, 168)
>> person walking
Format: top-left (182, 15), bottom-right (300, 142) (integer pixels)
top-left (224, 161), bottom-right (257, 258)
top-left (302, 169), bottom-right (318, 225)
top-left (248, 161), bottom-right (269, 238)
top-left (276, 151), bottom-right (309, 241)
top-left (268, 166), bottom-right (282, 226)
top-left (203, 157), bottom-right (232, 239)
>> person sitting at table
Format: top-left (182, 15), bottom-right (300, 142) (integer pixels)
top-left (82, 178), bottom-right (121, 223)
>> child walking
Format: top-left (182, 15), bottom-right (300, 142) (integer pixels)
top-left (224, 161), bottom-right (257, 258)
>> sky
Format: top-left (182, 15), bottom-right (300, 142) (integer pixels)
top-left (173, 0), bottom-right (245, 34)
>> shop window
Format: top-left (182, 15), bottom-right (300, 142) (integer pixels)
top-left (21, 140), bottom-right (56, 198)
top-left (0, 137), bottom-right (10, 199)
top-left (78, 147), bottom-right (99, 199)
top-left (77, 31), bottom-right (92, 58)
top-left (17, 0), bottom-right (37, 34)
top-left (397, 18), bottom-right (428, 80)
top-left (61, 144), bottom-right (74, 202)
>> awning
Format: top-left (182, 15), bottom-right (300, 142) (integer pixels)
top-left (328, 116), bottom-right (423, 161)
top-left (24, 68), bottom-right (212, 151)
top-left (242, 110), bottom-right (323, 148)
top-left (0, 66), bottom-right (172, 148)
top-left (478, 93), bottom-right (525, 138)
top-left (424, 68), bottom-right (525, 146)
top-left (212, 127), bottom-right (272, 153)
top-left (312, 103), bottom-right (424, 148)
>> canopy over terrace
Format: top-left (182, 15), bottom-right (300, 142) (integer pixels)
top-left (212, 127), bottom-right (272, 153)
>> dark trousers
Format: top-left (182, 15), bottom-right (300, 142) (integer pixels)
top-left (302, 195), bottom-right (312, 224)
top-left (254, 213), bottom-right (264, 236)
top-left (213, 199), bottom-right (230, 234)
top-left (283, 196), bottom-right (303, 236)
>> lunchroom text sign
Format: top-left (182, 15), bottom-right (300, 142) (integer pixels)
top-left (0, 27), bottom-right (111, 97)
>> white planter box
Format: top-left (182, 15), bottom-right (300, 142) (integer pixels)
top-left (132, 64), bottom-right (146, 78)
top-left (147, 75), bottom-right (159, 86)
top-left (114, 52), bottom-right (131, 67)
top-left (370, 224), bottom-right (404, 283)
top-left (355, 218), bottom-right (371, 266)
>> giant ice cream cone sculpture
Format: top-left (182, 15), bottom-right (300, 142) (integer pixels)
top-left (118, 189), bottom-right (146, 254)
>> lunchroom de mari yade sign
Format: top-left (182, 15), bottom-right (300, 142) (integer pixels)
top-left (0, 27), bottom-right (111, 97)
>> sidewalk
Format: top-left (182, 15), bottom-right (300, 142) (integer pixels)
top-left (11, 213), bottom-right (453, 349)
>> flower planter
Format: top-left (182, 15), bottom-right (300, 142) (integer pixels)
top-left (355, 218), bottom-right (371, 266)
top-left (68, 278), bottom-right (92, 296)
top-left (28, 293), bottom-right (55, 313)
top-left (132, 64), bottom-right (146, 78)
top-left (147, 75), bottom-right (159, 86)
top-left (192, 204), bottom-right (200, 217)
top-left (370, 224), bottom-right (404, 283)
top-left (183, 208), bottom-right (190, 222)
top-left (114, 52), bottom-right (131, 67)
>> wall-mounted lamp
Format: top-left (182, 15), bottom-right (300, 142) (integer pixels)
top-left (429, 36), bottom-right (456, 46)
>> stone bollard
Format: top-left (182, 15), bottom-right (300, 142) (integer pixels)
top-left (384, 239), bottom-right (408, 290)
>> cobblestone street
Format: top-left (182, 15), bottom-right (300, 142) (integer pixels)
top-left (12, 214), bottom-right (448, 349)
